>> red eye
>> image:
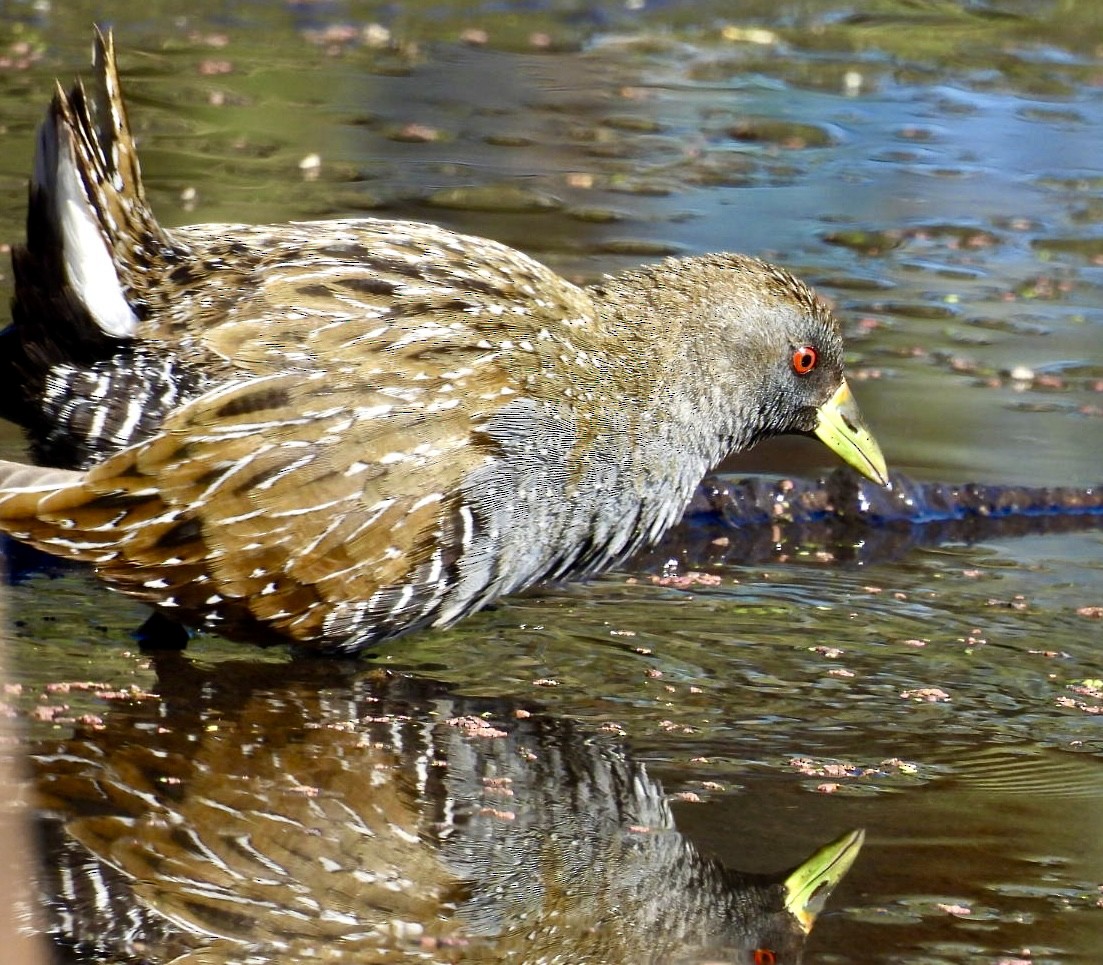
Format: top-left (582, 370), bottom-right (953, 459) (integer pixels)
top-left (791, 345), bottom-right (818, 376)
top-left (754, 950), bottom-right (778, 965)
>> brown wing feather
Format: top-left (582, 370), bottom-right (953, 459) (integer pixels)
top-left (0, 342), bottom-right (520, 649)
top-left (159, 219), bottom-right (608, 381)
top-left (0, 220), bottom-right (615, 649)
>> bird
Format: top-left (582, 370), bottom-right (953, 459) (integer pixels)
top-left (0, 30), bottom-right (888, 655)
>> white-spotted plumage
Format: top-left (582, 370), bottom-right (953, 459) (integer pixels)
top-left (0, 30), bottom-right (886, 653)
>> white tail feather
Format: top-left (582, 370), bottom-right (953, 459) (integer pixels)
top-left (55, 125), bottom-right (138, 338)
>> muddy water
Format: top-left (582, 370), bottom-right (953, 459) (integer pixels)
top-left (1, 2), bottom-right (1102, 963)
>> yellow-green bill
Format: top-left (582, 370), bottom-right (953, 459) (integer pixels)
top-left (783, 827), bottom-right (865, 933)
top-left (813, 382), bottom-right (888, 485)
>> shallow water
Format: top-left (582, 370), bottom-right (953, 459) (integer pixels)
top-left (1, 2), bottom-right (1102, 962)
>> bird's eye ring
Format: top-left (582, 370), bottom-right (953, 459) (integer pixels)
top-left (791, 345), bottom-right (818, 376)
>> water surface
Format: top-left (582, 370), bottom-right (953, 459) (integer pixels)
top-left (1, 2), bottom-right (1101, 962)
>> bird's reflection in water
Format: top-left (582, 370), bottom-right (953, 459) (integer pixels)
top-left (33, 658), bottom-right (861, 963)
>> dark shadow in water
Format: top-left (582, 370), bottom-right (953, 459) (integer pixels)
top-left (34, 657), bottom-right (861, 964)
top-left (642, 468), bottom-right (1103, 571)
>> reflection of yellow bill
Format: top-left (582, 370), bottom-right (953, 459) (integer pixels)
top-left (814, 381), bottom-right (888, 485)
top-left (784, 828), bottom-right (866, 933)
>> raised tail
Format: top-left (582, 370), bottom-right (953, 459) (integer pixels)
top-left (3, 30), bottom-right (191, 462)
top-left (21, 28), bottom-right (171, 336)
